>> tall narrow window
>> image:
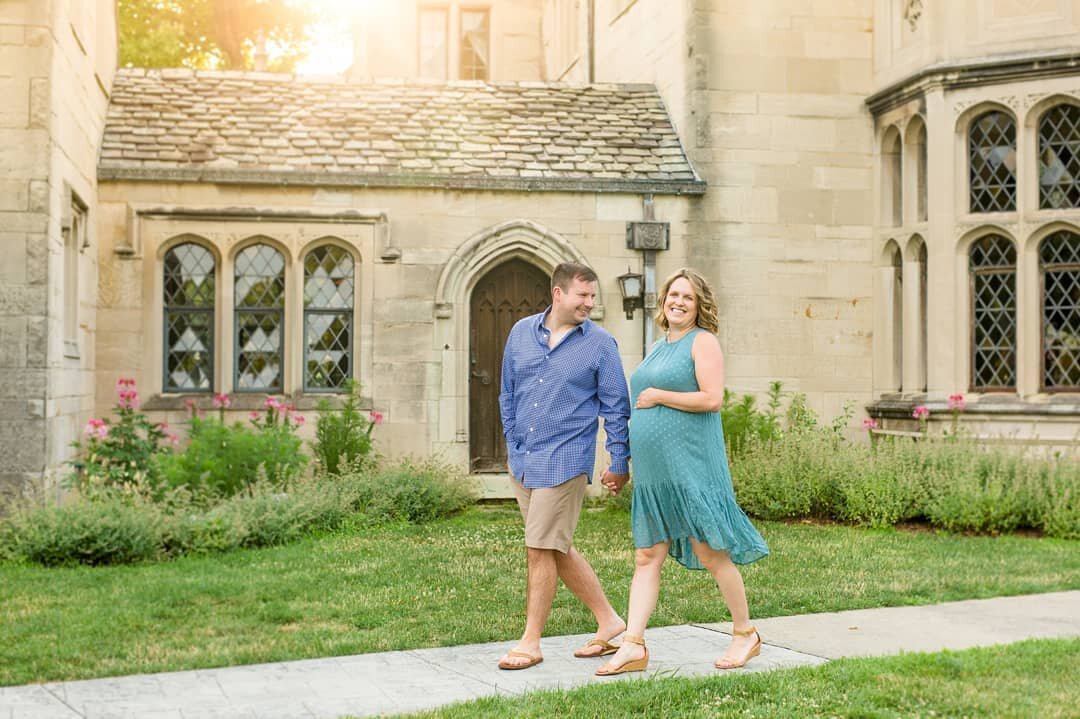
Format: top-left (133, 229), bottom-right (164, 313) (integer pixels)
top-left (917, 239), bottom-right (928, 392)
top-left (163, 243), bottom-right (215, 392)
top-left (970, 235), bottom-right (1017, 391)
top-left (304, 245), bottom-right (354, 391)
top-left (889, 242), bottom-right (903, 390)
top-left (63, 201), bottom-right (86, 358)
top-left (969, 111), bottom-right (1017, 213)
top-left (460, 8), bottom-right (489, 80)
top-left (913, 120), bottom-right (928, 222)
top-left (419, 7), bottom-right (448, 79)
top-left (1040, 230), bottom-right (1080, 391)
top-left (1038, 104), bottom-right (1080, 209)
top-left (235, 244), bottom-right (285, 392)
top-left (882, 127), bottom-right (902, 227)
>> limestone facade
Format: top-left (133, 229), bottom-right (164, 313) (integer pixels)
top-left (3, 0), bottom-right (1079, 498)
top-left (0, 0), bottom-right (115, 499)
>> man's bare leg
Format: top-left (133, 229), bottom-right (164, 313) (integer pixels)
top-left (500, 547), bottom-right (558, 668)
top-left (555, 547), bottom-right (626, 655)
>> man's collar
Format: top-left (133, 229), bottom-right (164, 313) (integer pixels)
top-left (536, 306), bottom-right (591, 335)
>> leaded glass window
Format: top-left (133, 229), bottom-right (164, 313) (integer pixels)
top-left (970, 235), bottom-right (1017, 390)
top-left (163, 243), bottom-right (214, 392)
top-left (303, 245), bottom-right (354, 391)
top-left (969, 111), bottom-right (1017, 213)
top-left (1040, 230), bottom-right (1080, 390)
top-left (235, 244), bottom-right (284, 392)
top-left (1038, 104), bottom-right (1080, 209)
top-left (460, 9), bottom-right (489, 80)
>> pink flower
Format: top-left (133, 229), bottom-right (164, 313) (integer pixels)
top-left (157, 421), bottom-right (170, 431)
top-left (249, 411), bottom-right (261, 420)
top-left (292, 414), bottom-right (305, 426)
top-left (84, 418), bottom-right (108, 440)
top-left (947, 393), bottom-right (966, 412)
top-left (369, 410), bottom-right (384, 425)
top-left (862, 418), bottom-right (879, 430)
top-left (117, 389), bottom-right (139, 409)
top-left (213, 393), bottom-right (231, 409)
top-left (115, 377), bottom-right (136, 390)
top-left (912, 405), bottom-right (930, 420)
top-left (166, 432), bottom-right (180, 447)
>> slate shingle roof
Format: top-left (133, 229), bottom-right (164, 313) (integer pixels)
top-left (98, 69), bottom-right (705, 195)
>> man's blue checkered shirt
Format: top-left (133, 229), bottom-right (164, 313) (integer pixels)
top-left (499, 308), bottom-right (631, 489)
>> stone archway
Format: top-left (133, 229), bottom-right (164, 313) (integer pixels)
top-left (431, 220), bottom-right (600, 465)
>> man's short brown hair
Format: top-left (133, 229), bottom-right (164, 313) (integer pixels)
top-left (551, 262), bottom-right (598, 292)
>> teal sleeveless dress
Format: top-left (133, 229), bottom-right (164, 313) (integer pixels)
top-left (629, 328), bottom-right (769, 569)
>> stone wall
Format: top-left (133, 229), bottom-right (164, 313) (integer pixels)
top-left (95, 180), bottom-right (694, 490)
top-left (0, 0), bottom-right (114, 499)
top-left (596, 0), bottom-right (877, 423)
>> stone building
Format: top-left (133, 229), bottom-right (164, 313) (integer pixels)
top-left (2, 0), bottom-right (1078, 500)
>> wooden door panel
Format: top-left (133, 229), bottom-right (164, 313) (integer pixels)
top-left (469, 260), bottom-right (549, 472)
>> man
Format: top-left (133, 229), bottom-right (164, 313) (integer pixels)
top-left (496, 261), bottom-right (631, 670)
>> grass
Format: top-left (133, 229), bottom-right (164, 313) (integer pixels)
top-left (393, 638), bottom-right (1080, 719)
top-left (1, 504), bottom-right (1078, 686)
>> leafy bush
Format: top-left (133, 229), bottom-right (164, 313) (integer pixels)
top-left (0, 497), bottom-right (162, 566)
top-left (310, 380), bottom-right (381, 476)
top-left (0, 458), bottom-right (477, 566)
top-left (720, 380), bottom-right (783, 458)
top-left (67, 378), bottom-right (176, 499)
top-left (156, 398), bottom-right (307, 502)
top-left (342, 457), bottom-right (477, 525)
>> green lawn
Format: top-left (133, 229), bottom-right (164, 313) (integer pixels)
top-left (1, 504), bottom-right (1077, 686)
top-left (394, 638), bottom-right (1080, 719)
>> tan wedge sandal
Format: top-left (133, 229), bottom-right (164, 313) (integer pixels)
top-left (594, 634), bottom-right (649, 676)
top-left (714, 625), bottom-right (761, 669)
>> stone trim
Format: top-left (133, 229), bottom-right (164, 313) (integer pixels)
top-left (866, 49), bottom-right (1080, 116)
top-left (99, 166), bottom-right (706, 196)
top-left (866, 396), bottom-right (1080, 420)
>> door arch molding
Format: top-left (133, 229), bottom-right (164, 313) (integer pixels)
top-left (432, 219), bottom-right (601, 456)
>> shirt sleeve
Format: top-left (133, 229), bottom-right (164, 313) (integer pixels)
top-left (499, 326), bottom-right (517, 442)
top-left (596, 336), bottom-right (631, 473)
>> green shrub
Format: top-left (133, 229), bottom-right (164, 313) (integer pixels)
top-left (341, 457), bottom-right (477, 525)
top-left (310, 380), bottom-right (380, 476)
top-left (68, 378), bottom-right (174, 499)
top-left (0, 498), bottom-right (162, 566)
top-left (156, 401), bottom-right (307, 502)
top-left (720, 380), bottom-right (783, 458)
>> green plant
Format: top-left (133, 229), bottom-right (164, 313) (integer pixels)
top-left (310, 380), bottom-right (381, 476)
top-left (342, 457), bottom-right (476, 525)
top-left (156, 397), bottom-right (307, 501)
top-left (0, 496), bottom-right (163, 566)
top-left (719, 381), bottom-right (783, 458)
top-left (67, 378), bottom-right (176, 499)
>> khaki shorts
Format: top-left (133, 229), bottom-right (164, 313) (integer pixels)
top-left (511, 473), bottom-right (588, 554)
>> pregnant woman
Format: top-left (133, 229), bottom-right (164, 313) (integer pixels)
top-left (596, 268), bottom-right (769, 676)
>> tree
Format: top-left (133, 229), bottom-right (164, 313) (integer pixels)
top-left (118, 0), bottom-right (315, 71)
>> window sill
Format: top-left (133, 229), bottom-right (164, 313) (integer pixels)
top-left (867, 394), bottom-right (1080, 419)
top-left (144, 392), bottom-right (372, 412)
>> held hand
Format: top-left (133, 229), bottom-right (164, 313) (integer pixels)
top-left (600, 470), bottom-right (630, 496)
top-left (635, 388), bottom-right (660, 409)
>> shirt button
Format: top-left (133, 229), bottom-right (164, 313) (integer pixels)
top-left (529, 427), bottom-right (534, 432)
top-left (526, 451), bottom-right (531, 455)
top-left (539, 379), bottom-right (543, 383)
top-left (533, 403), bottom-right (538, 407)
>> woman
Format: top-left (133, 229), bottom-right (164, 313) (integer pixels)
top-left (596, 268), bottom-right (769, 676)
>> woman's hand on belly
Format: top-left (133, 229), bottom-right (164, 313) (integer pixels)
top-left (635, 387), bottom-right (662, 409)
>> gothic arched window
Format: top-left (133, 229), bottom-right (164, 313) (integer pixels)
top-left (234, 244), bottom-right (285, 392)
top-left (969, 111), bottom-right (1017, 213)
top-left (1040, 230), bottom-right (1080, 390)
top-left (303, 245), bottom-right (354, 391)
top-left (1038, 104), bottom-right (1080, 209)
top-left (970, 235), bottom-right (1017, 390)
top-left (163, 243), bottom-right (215, 392)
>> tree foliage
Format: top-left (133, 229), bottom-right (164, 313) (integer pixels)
top-left (118, 0), bottom-right (315, 71)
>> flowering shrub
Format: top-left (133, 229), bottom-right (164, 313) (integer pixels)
top-left (155, 395), bottom-right (307, 502)
top-left (311, 379), bottom-right (381, 476)
top-left (68, 378), bottom-right (176, 499)
top-left (912, 404), bottom-right (930, 434)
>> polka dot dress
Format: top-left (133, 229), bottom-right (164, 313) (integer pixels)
top-left (629, 328), bottom-right (769, 569)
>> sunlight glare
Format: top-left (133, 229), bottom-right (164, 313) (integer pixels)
top-left (295, 0), bottom-right (381, 75)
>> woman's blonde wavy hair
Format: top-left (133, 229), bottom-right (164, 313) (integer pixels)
top-left (654, 267), bottom-right (719, 334)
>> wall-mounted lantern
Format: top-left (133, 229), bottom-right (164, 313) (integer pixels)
top-left (617, 267), bottom-right (644, 320)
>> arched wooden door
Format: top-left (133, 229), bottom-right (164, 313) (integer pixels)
top-left (469, 260), bottom-right (550, 472)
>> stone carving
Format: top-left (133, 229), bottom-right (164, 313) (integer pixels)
top-left (904, 0), bottom-right (923, 31)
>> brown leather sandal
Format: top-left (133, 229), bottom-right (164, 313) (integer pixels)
top-left (573, 638), bottom-right (620, 658)
top-left (714, 625), bottom-right (761, 669)
top-left (594, 634), bottom-right (649, 676)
